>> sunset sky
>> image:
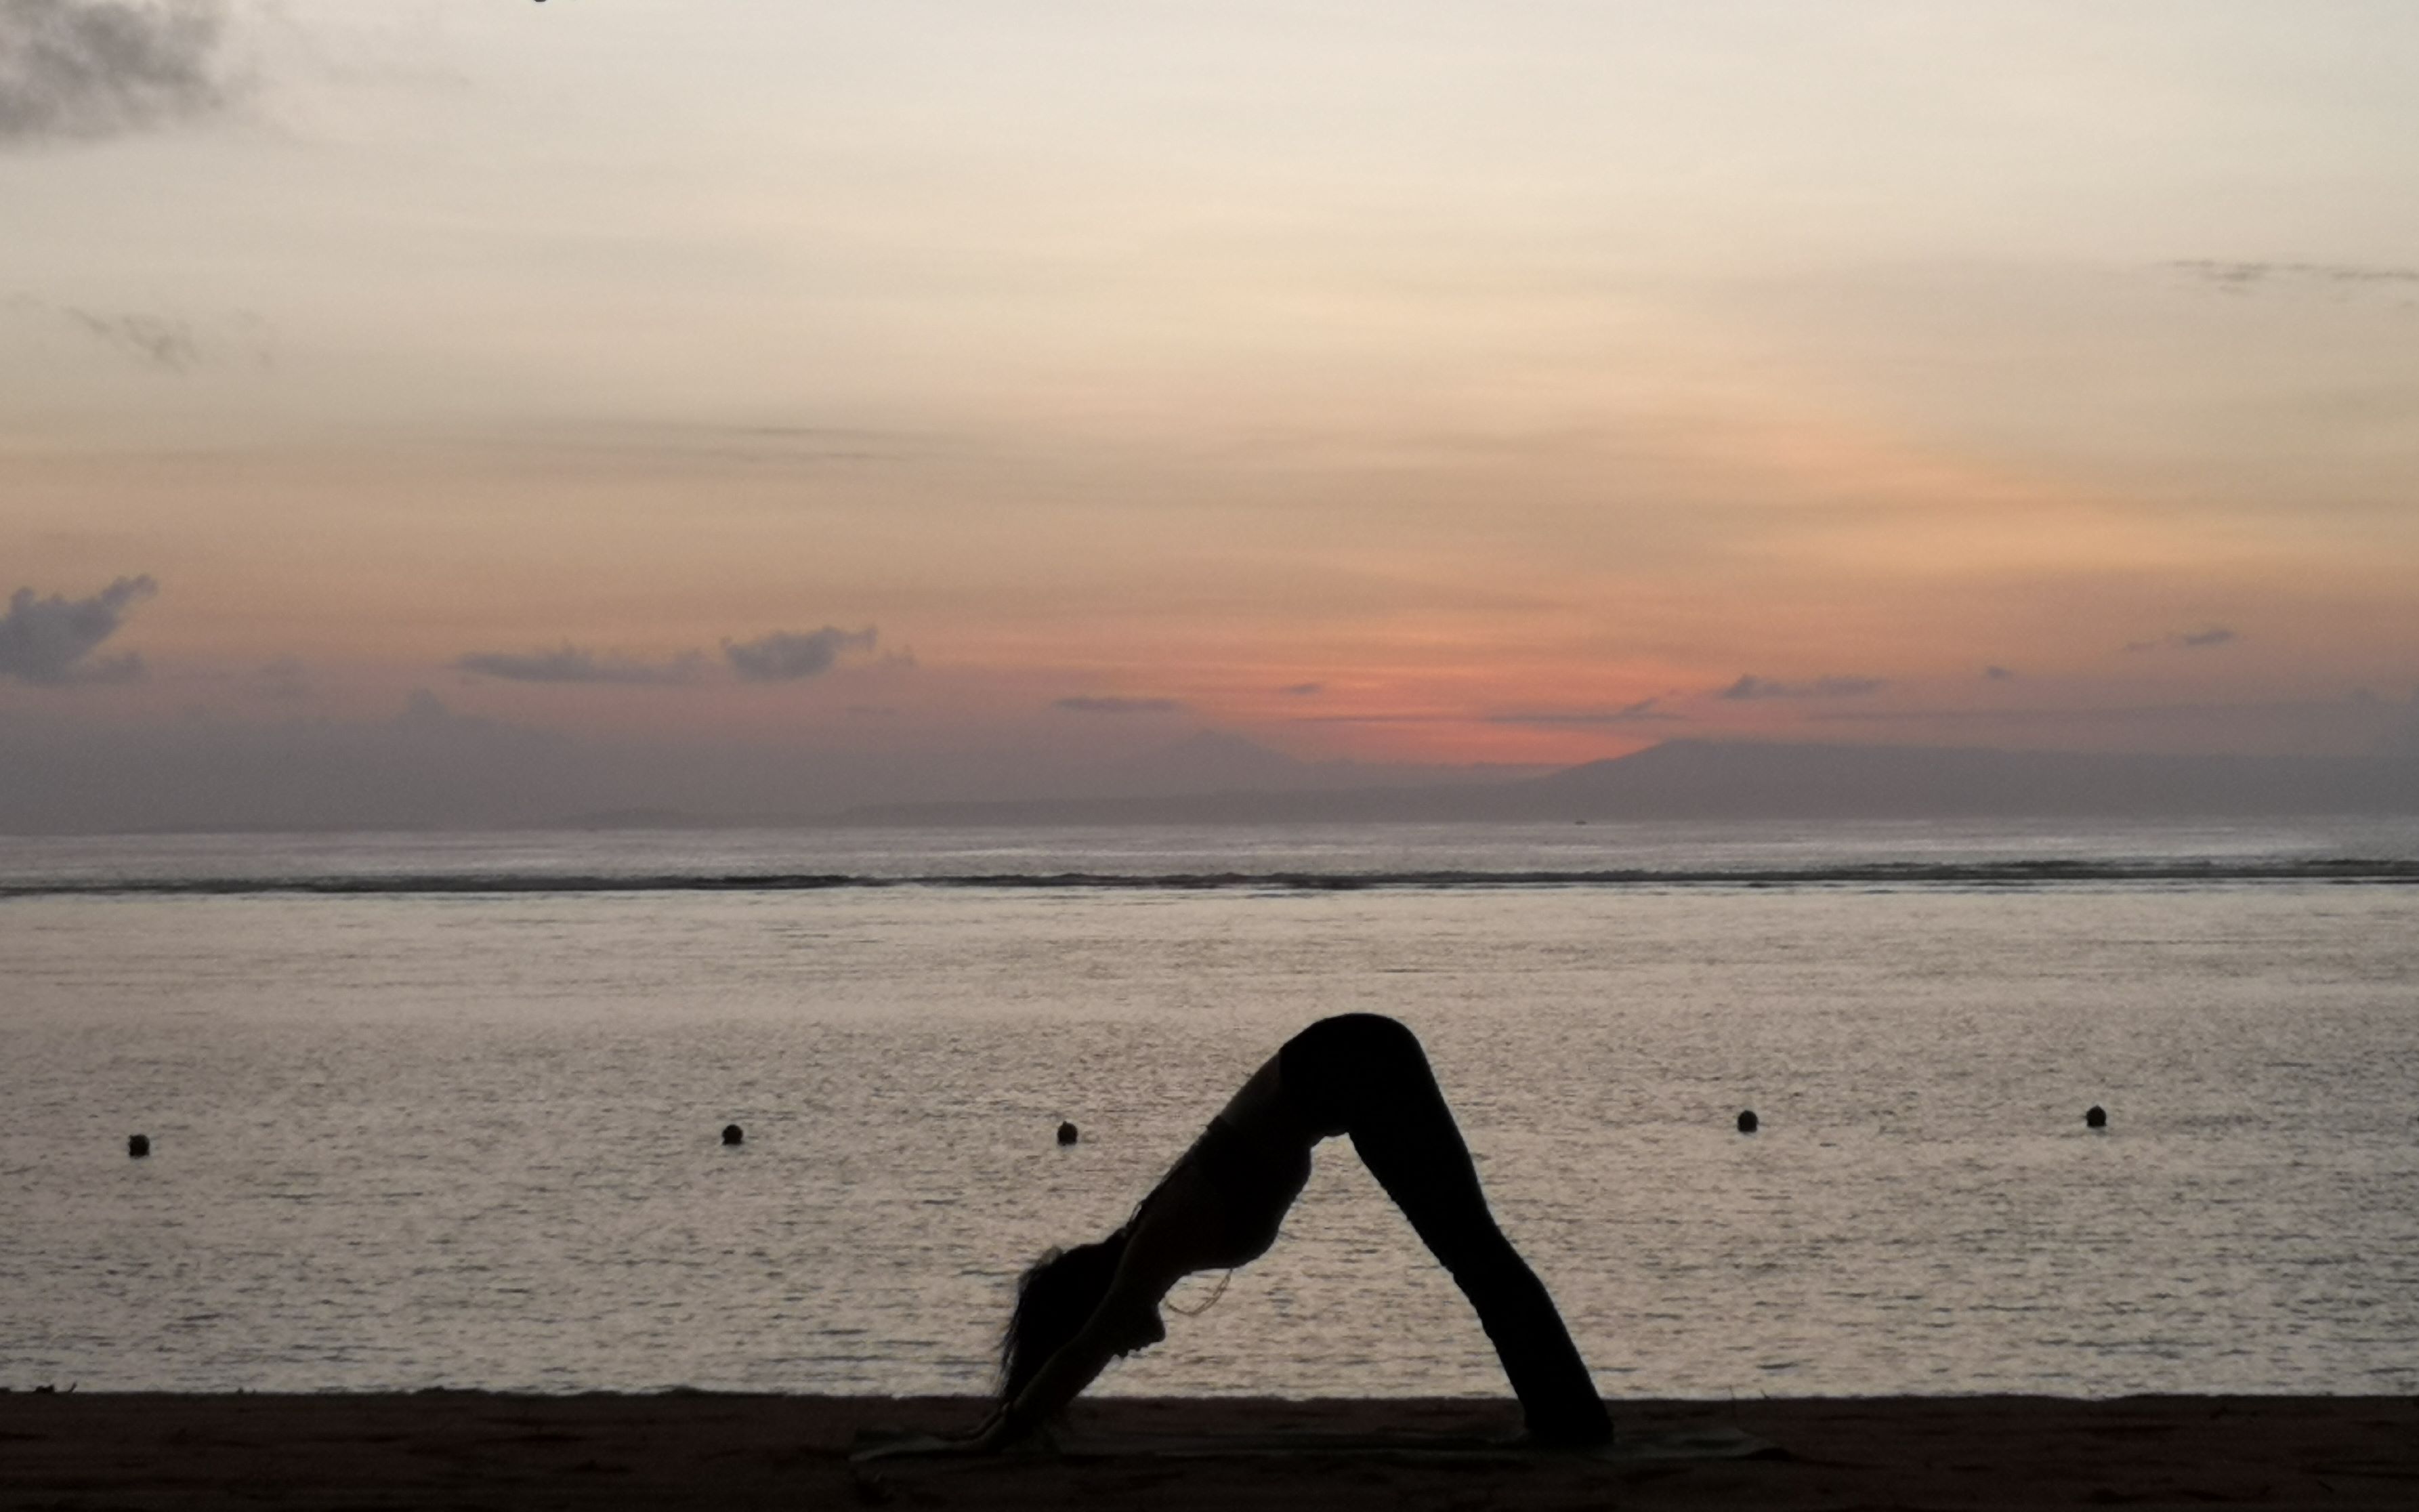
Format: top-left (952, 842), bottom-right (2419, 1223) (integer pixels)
top-left (6, 1), bottom-right (2418, 822)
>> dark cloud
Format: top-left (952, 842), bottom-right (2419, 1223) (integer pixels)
top-left (2170, 259), bottom-right (2419, 293)
top-left (1055, 695), bottom-right (1185, 715)
top-left (723, 626), bottom-right (876, 681)
top-left (64, 306), bottom-right (203, 369)
top-left (453, 627), bottom-right (881, 686)
top-left (1983, 665), bottom-right (2016, 681)
top-left (0, 0), bottom-right (232, 145)
top-left (455, 646), bottom-right (706, 686)
top-left (0, 573), bottom-right (154, 684)
top-left (1718, 673), bottom-right (1887, 700)
top-left (8, 295), bottom-right (274, 372)
top-left (1489, 697), bottom-right (1677, 726)
top-left (1280, 681), bottom-right (1324, 697)
top-left (2124, 627), bottom-right (2238, 653)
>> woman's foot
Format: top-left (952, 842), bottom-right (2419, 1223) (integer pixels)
top-left (1523, 1403), bottom-right (1615, 1450)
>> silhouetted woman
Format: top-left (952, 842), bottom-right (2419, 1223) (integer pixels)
top-left (980, 1013), bottom-right (1611, 1448)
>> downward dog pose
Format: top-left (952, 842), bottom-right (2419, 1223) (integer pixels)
top-left (981, 1013), bottom-right (1612, 1448)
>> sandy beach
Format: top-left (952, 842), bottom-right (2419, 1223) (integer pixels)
top-left (4, 1393), bottom-right (2414, 1509)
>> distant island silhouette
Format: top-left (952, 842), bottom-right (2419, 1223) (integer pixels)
top-left (7, 732), bottom-right (2415, 833)
top-left (833, 739), bottom-right (2419, 827)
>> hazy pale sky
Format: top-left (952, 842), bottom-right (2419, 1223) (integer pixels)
top-left (7, 0), bottom-right (2418, 816)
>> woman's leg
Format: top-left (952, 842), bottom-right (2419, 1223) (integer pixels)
top-left (1279, 1015), bottom-right (1612, 1444)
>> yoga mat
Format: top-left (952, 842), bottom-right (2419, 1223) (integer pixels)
top-left (852, 1423), bottom-right (1778, 1465)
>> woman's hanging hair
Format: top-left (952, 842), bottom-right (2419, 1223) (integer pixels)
top-left (1000, 1230), bottom-right (1131, 1402)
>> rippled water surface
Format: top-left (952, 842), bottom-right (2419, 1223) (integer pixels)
top-left (3, 820), bottom-right (2416, 1398)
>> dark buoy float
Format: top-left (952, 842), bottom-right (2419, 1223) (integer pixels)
top-left (1736, 1110), bottom-right (1759, 1134)
top-left (721, 1123), bottom-right (744, 1146)
top-left (1055, 1120), bottom-right (1079, 1146)
top-left (2084, 1105), bottom-right (2107, 1129)
top-left (127, 1134), bottom-right (150, 1158)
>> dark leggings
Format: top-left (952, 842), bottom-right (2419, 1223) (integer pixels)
top-left (1278, 1014), bottom-right (1612, 1444)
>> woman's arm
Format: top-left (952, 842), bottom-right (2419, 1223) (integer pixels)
top-left (983, 1267), bottom-right (1168, 1444)
top-left (977, 1056), bottom-right (1313, 1450)
top-left (982, 1155), bottom-right (1235, 1446)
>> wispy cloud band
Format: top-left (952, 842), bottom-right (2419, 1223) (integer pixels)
top-left (1488, 697), bottom-right (1677, 726)
top-left (454, 646), bottom-right (707, 686)
top-left (2123, 627), bottom-right (2237, 653)
top-left (1055, 695), bottom-right (1184, 715)
top-left (1718, 673), bottom-right (1887, 700)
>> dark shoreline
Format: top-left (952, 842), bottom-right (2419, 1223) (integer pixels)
top-left (5, 1392), bottom-right (2415, 1509)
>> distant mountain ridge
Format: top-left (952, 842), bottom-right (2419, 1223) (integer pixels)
top-left (1092, 729), bottom-right (1546, 798)
top-left (837, 739), bottom-right (2419, 826)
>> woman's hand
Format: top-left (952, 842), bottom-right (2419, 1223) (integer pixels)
top-left (967, 1410), bottom-right (1060, 1454)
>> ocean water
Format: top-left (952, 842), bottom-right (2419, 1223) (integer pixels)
top-left (2, 818), bottom-right (2416, 1400)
